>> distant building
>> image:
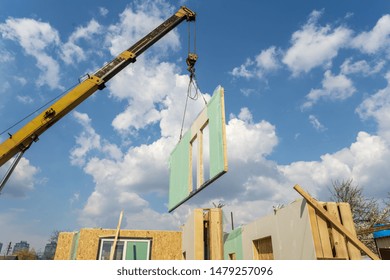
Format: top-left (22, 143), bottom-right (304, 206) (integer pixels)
top-left (12, 241), bottom-right (29, 254)
top-left (0, 242), bottom-right (3, 254)
top-left (43, 241), bottom-right (57, 260)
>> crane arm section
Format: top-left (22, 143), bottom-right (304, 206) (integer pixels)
top-left (0, 6), bottom-right (195, 167)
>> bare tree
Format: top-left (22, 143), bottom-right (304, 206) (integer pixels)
top-left (329, 179), bottom-right (390, 253)
top-left (15, 249), bottom-right (38, 260)
top-left (49, 230), bottom-right (61, 244)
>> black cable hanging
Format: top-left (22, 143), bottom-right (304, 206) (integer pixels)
top-left (179, 20), bottom-right (207, 141)
top-left (0, 82), bottom-right (79, 138)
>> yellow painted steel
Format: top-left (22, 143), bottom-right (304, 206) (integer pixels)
top-left (0, 76), bottom-right (102, 166)
top-left (0, 6), bottom-right (196, 168)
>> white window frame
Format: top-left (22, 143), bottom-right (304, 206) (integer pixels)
top-left (98, 238), bottom-right (151, 260)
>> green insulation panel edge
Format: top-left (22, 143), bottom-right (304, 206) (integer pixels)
top-left (168, 86), bottom-right (227, 212)
top-left (70, 231), bottom-right (80, 260)
top-left (223, 228), bottom-right (243, 260)
top-left (207, 86), bottom-right (227, 178)
top-left (168, 130), bottom-right (191, 211)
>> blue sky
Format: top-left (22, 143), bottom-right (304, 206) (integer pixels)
top-left (1, 0), bottom-right (390, 252)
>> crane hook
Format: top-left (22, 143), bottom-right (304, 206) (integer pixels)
top-left (186, 52), bottom-right (198, 78)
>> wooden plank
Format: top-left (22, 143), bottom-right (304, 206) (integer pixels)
top-left (307, 204), bottom-right (325, 258)
top-left (110, 210), bottom-right (124, 260)
top-left (197, 129), bottom-right (204, 189)
top-left (209, 209), bottom-right (223, 260)
top-left (338, 202), bottom-right (361, 259)
top-left (294, 185), bottom-right (379, 260)
top-left (189, 137), bottom-right (194, 194)
top-left (194, 209), bottom-right (204, 260)
top-left (316, 203), bottom-right (333, 258)
top-left (326, 202), bottom-right (348, 259)
top-left (357, 224), bottom-right (390, 235)
top-left (219, 88), bottom-right (228, 172)
top-left (190, 108), bottom-right (208, 139)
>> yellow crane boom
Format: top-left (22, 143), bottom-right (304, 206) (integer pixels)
top-left (0, 6), bottom-right (196, 190)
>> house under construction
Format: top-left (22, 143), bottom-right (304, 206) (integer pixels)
top-left (55, 188), bottom-right (379, 260)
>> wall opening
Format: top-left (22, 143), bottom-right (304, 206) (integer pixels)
top-left (253, 236), bottom-right (274, 260)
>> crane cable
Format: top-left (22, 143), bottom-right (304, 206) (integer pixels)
top-left (0, 82), bottom-right (79, 138)
top-left (179, 20), bottom-right (207, 140)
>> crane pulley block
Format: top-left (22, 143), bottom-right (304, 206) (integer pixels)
top-left (186, 53), bottom-right (198, 74)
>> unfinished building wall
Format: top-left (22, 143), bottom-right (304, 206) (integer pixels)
top-left (241, 199), bottom-right (316, 260)
top-left (235, 198), bottom-right (361, 260)
top-left (54, 229), bottom-right (182, 260)
top-left (182, 209), bottom-right (204, 260)
top-left (223, 228), bottom-right (243, 260)
top-left (55, 232), bottom-right (77, 260)
top-left (181, 208), bottom-right (224, 260)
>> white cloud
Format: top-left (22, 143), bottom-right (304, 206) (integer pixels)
top-left (102, 1), bottom-right (191, 135)
top-left (70, 111), bottom-right (123, 166)
top-left (16, 95), bottom-right (34, 104)
top-left (227, 110), bottom-right (278, 163)
top-left (70, 112), bottom-right (102, 166)
top-left (255, 46), bottom-right (280, 72)
top-left (105, 1), bottom-right (179, 57)
top-left (237, 107), bottom-right (253, 123)
top-left (230, 58), bottom-right (255, 79)
top-left (309, 115), bottom-right (327, 132)
top-left (341, 58), bottom-right (385, 76)
top-left (110, 59), bottom-right (179, 133)
top-left (99, 7), bottom-right (109, 17)
top-left (0, 81), bottom-right (10, 94)
top-left (0, 48), bottom-right (13, 63)
top-left (357, 72), bottom-right (390, 141)
top-left (302, 70), bottom-right (356, 109)
top-left (76, 135), bottom-right (177, 228)
top-left (14, 76), bottom-right (27, 86)
top-left (61, 19), bottom-right (102, 65)
top-left (231, 47), bottom-right (280, 79)
top-left (0, 17), bottom-right (62, 89)
top-left (282, 10), bottom-right (352, 76)
top-left (0, 157), bottom-right (38, 198)
top-left (351, 14), bottom-right (390, 54)
top-left (280, 131), bottom-right (390, 198)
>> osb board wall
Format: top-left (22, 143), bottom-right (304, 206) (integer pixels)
top-left (308, 202), bottom-right (361, 260)
top-left (56, 229), bottom-right (182, 260)
top-left (54, 232), bottom-right (76, 260)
